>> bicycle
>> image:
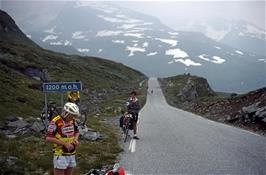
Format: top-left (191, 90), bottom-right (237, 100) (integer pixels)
top-left (85, 163), bottom-right (125, 175)
top-left (40, 100), bottom-right (59, 129)
top-left (123, 113), bottom-right (133, 143)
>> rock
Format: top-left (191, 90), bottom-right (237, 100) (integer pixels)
top-left (6, 134), bottom-right (17, 139)
top-left (7, 120), bottom-right (29, 129)
top-left (30, 121), bottom-right (45, 133)
top-left (6, 156), bottom-right (18, 166)
top-left (79, 126), bottom-right (101, 141)
top-left (242, 104), bottom-right (257, 113)
top-left (255, 106), bottom-right (266, 118)
top-left (82, 131), bottom-right (101, 141)
top-left (5, 115), bottom-right (19, 122)
top-left (23, 66), bottom-right (49, 81)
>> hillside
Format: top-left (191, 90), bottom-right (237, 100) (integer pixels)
top-left (159, 74), bottom-right (266, 135)
top-left (3, 1), bottom-right (265, 92)
top-left (0, 10), bottom-right (147, 174)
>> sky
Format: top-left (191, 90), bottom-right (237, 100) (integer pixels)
top-left (1, 0), bottom-right (265, 30)
top-left (116, 1), bottom-right (266, 30)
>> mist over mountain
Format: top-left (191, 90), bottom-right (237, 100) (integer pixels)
top-left (169, 18), bottom-right (266, 56)
top-left (2, 1), bottom-right (265, 93)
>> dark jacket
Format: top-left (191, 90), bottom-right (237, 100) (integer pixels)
top-left (126, 97), bottom-right (141, 113)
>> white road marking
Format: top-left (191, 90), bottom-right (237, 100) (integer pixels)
top-left (128, 139), bottom-right (133, 151)
top-left (131, 139), bottom-right (136, 152)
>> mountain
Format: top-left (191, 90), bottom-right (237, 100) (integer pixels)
top-left (0, 9), bottom-right (147, 174)
top-left (0, 9), bottom-right (147, 120)
top-left (2, 1), bottom-right (266, 93)
top-left (171, 17), bottom-right (266, 56)
top-left (159, 74), bottom-right (266, 135)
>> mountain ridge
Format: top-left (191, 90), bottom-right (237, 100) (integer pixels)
top-left (2, 2), bottom-right (265, 93)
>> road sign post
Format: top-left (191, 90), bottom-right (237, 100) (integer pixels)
top-left (42, 82), bottom-right (82, 129)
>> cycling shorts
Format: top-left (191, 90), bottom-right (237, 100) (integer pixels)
top-left (53, 155), bottom-right (76, 169)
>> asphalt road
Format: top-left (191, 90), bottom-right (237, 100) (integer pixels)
top-left (120, 78), bottom-right (266, 175)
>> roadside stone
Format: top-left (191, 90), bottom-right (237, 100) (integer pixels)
top-left (7, 120), bottom-right (29, 129)
top-left (30, 121), bottom-right (45, 133)
top-left (5, 115), bottom-right (19, 122)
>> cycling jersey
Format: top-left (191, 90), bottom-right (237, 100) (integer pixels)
top-left (127, 97), bottom-right (140, 114)
top-left (47, 115), bottom-right (79, 156)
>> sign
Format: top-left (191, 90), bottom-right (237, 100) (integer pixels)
top-left (42, 82), bottom-right (82, 93)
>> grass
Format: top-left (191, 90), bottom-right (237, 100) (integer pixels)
top-left (0, 36), bottom-right (148, 174)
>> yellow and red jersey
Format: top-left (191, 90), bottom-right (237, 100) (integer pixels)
top-left (46, 115), bottom-right (79, 156)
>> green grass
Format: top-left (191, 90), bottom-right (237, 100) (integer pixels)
top-left (0, 37), bottom-right (148, 174)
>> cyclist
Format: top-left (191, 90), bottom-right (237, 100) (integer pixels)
top-left (126, 90), bottom-right (141, 139)
top-left (67, 91), bottom-right (80, 105)
top-left (119, 111), bottom-right (133, 136)
top-left (46, 102), bottom-right (80, 175)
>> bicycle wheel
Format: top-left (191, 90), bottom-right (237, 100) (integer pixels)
top-left (124, 126), bottom-right (129, 143)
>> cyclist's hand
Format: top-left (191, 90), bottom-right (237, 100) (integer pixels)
top-left (64, 142), bottom-right (74, 151)
top-left (73, 139), bottom-right (79, 146)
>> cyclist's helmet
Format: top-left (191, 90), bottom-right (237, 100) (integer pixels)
top-left (63, 102), bottom-right (80, 117)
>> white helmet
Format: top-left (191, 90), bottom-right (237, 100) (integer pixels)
top-left (63, 102), bottom-right (80, 117)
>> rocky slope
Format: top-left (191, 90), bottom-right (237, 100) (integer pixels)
top-left (160, 74), bottom-right (266, 135)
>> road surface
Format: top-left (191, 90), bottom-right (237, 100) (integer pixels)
top-left (120, 78), bottom-right (265, 175)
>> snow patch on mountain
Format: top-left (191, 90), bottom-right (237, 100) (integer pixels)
top-left (98, 15), bottom-right (124, 23)
top-left (198, 54), bottom-right (226, 64)
top-left (50, 41), bottom-right (62, 45)
top-left (78, 48), bottom-right (90, 52)
top-left (115, 14), bottom-right (128, 19)
top-left (72, 31), bottom-right (86, 39)
top-left (198, 54), bottom-right (210, 61)
top-left (42, 35), bottom-right (58, 42)
top-left (235, 50), bottom-right (244, 55)
top-left (44, 26), bottom-right (57, 34)
top-left (98, 15), bottom-right (143, 24)
top-left (169, 59), bottom-right (202, 66)
top-left (96, 30), bottom-right (123, 37)
top-left (64, 40), bottom-right (72, 46)
top-left (117, 22), bottom-right (152, 30)
top-left (26, 34), bottom-right (31, 39)
top-left (214, 46), bottom-right (221, 50)
top-left (258, 59), bottom-right (266, 63)
top-left (112, 40), bottom-right (125, 44)
top-left (147, 52), bottom-right (158, 56)
top-left (126, 46), bottom-right (145, 56)
top-left (155, 38), bottom-right (177, 47)
top-left (212, 56), bottom-right (225, 64)
top-left (124, 33), bottom-right (144, 38)
top-left (168, 32), bottom-right (179, 35)
top-left (142, 42), bottom-right (148, 47)
top-left (166, 48), bottom-right (189, 58)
